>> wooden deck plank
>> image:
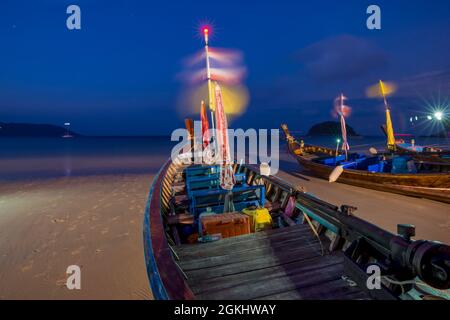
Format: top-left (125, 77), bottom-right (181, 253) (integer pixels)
top-left (179, 235), bottom-right (319, 266)
top-left (184, 242), bottom-right (322, 280)
top-left (175, 223), bottom-right (310, 253)
top-left (194, 256), bottom-right (363, 300)
top-left (175, 227), bottom-right (317, 260)
top-left (255, 279), bottom-right (370, 300)
top-left (179, 241), bottom-right (319, 271)
top-left (190, 254), bottom-right (339, 295)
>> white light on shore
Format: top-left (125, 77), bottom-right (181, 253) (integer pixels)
top-left (434, 111), bottom-right (443, 121)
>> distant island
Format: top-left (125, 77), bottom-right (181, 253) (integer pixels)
top-left (0, 122), bottom-right (79, 137)
top-left (430, 122), bottom-right (450, 138)
top-left (418, 121), bottom-right (449, 138)
top-left (307, 121), bottom-right (359, 136)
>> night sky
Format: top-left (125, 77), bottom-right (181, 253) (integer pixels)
top-left (1, 0), bottom-right (450, 135)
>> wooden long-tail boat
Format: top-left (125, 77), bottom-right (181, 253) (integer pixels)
top-left (395, 143), bottom-right (450, 164)
top-left (379, 125), bottom-right (450, 163)
top-left (281, 124), bottom-right (450, 203)
top-left (143, 158), bottom-right (450, 300)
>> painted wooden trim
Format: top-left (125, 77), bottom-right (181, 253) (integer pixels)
top-left (143, 159), bottom-right (196, 300)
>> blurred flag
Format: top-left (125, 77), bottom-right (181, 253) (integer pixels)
top-left (366, 80), bottom-right (397, 98)
top-left (214, 83), bottom-right (235, 191)
top-left (200, 100), bottom-right (210, 148)
top-left (179, 48), bottom-right (247, 85)
top-left (340, 115), bottom-right (350, 152)
top-left (178, 46), bottom-right (249, 118)
top-left (335, 94), bottom-right (350, 155)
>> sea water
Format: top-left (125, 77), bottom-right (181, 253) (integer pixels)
top-left (0, 135), bottom-right (448, 181)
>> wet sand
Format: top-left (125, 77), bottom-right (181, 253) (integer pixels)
top-left (0, 150), bottom-right (448, 300)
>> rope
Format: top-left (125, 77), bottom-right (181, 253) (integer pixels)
top-left (302, 212), bottom-right (325, 256)
top-left (381, 276), bottom-right (416, 295)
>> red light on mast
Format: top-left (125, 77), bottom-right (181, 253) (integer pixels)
top-left (203, 27), bottom-right (209, 34)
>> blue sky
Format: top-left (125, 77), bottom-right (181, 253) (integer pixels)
top-left (1, 0), bottom-right (449, 135)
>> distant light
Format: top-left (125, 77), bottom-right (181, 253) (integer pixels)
top-left (434, 111), bottom-right (443, 121)
top-left (427, 115), bottom-right (432, 120)
top-left (409, 117), bottom-right (413, 123)
top-left (337, 138), bottom-right (341, 143)
top-left (64, 122), bottom-right (71, 126)
top-left (415, 116), bottom-right (418, 121)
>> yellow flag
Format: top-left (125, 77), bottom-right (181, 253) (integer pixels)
top-left (385, 109), bottom-right (396, 150)
top-left (380, 80), bottom-right (396, 150)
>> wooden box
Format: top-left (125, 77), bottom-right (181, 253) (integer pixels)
top-left (201, 213), bottom-right (250, 238)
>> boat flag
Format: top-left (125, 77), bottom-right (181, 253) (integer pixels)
top-left (335, 94), bottom-right (350, 159)
top-left (340, 115), bottom-right (349, 151)
top-left (184, 118), bottom-right (195, 153)
top-left (200, 100), bottom-right (210, 148)
top-left (379, 80), bottom-right (396, 151)
top-left (214, 82), bottom-right (235, 191)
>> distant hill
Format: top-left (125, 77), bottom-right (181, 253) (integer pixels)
top-left (307, 121), bottom-right (358, 136)
top-left (0, 122), bottom-right (79, 137)
top-left (434, 120), bottom-right (450, 137)
top-left (420, 120), bottom-right (450, 138)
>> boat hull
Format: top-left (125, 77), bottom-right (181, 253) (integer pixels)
top-left (294, 155), bottom-right (450, 203)
top-left (396, 145), bottom-right (450, 164)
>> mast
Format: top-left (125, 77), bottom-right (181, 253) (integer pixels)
top-left (203, 27), bottom-right (217, 152)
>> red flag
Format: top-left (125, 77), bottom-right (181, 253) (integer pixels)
top-left (214, 83), bottom-right (235, 191)
top-left (200, 100), bottom-right (210, 148)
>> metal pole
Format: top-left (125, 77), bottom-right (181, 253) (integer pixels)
top-left (204, 29), bottom-right (217, 153)
top-left (380, 80), bottom-right (389, 111)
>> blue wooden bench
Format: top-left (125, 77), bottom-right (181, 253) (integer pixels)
top-left (186, 173), bottom-right (246, 194)
top-left (189, 185), bottom-right (265, 217)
